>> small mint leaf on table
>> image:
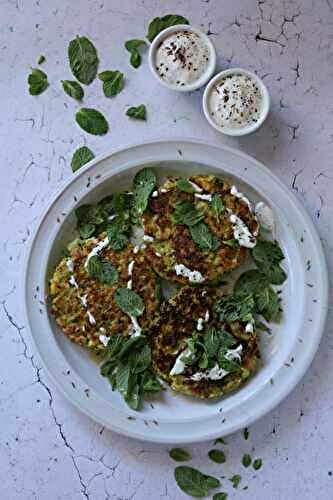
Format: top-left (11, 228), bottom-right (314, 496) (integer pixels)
top-left (62, 80), bottom-right (84, 101)
top-left (125, 39), bottom-right (146, 68)
top-left (169, 448), bottom-right (191, 462)
top-left (28, 68), bottom-right (48, 95)
top-left (126, 104), bottom-right (146, 120)
top-left (146, 15), bottom-right (189, 42)
top-left (229, 474), bottom-right (241, 489)
top-left (242, 453), bottom-right (252, 467)
top-left (68, 35), bottom-right (99, 85)
top-left (71, 146), bottom-right (95, 172)
top-left (98, 70), bottom-right (125, 97)
top-left (208, 449), bottom-right (226, 464)
top-left (38, 55), bottom-right (46, 64)
top-left (253, 458), bottom-right (263, 470)
top-left (76, 108), bottom-right (109, 135)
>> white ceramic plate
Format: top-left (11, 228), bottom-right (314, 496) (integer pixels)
top-left (24, 139), bottom-right (328, 443)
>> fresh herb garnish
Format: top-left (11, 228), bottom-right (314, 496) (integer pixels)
top-left (75, 201), bottom-right (111, 239)
top-left (253, 458), bottom-right (263, 470)
top-left (173, 201), bottom-right (204, 227)
top-left (71, 146), bottom-right (95, 172)
top-left (87, 256), bottom-right (118, 285)
top-left (213, 493), bottom-right (228, 500)
top-left (189, 222), bottom-right (220, 251)
top-left (76, 108), bottom-right (109, 135)
top-left (132, 168), bottom-right (157, 215)
top-left (214, 437), bottom-right (227, 445)
top-left (61, 80), bottom-right (84, 101)
top-left (147, 15), bottom-right (189, 42)
top-left (125, 39), bottom-right (146, 68)
top-left (176, 179), bottom-right (196, 193)
top-left (174, 466), bottom-right (220, 498)
top-left (68, 35), bottom-right (99, 85)
top-left (229, 474), bottom-right (242, 489)
top-left (38, 55), bottom-right (46, 65)
top-left (251, 240), bottom-right (287, 285)
top-left (208, 449), bottom-right (226, 464)
top-left (99, 70), bottom-right (124, 97)
top-left (211, 194), bottom-right (224, 215)
top-left (169, 448), bottom-right (191, 462)
top-left (101, 335), bottom-right (163, 410)
top-left (214, 294), bottom-right (255, 323)
top-left (28, 68), bottom-right (48, 95)
top-left (107, 215), bottom-right (131, 250)
top-left (126, 104), bottom-right (146, 120)
top-left (242, 453), bottom-right (252, 467)
top-left (114, 288), bottom-right (145, 317)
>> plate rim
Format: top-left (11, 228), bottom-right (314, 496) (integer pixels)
top-left (23, 137), bottom-right (329, 443)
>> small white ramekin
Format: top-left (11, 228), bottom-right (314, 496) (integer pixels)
top-left (148, 24), bottom-right (216, 92)
top-left (202, 68), bottom-right (270, 136)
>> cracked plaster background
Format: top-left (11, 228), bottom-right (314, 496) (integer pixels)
top-left (1, 0), bottom-right (333, 499)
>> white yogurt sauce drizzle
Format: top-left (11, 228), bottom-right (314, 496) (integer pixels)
top-left (79, 294), bottom-right (88, 308)
top-left (170, 348), bottom-right (191, 376)
top-left (126, 259), bottom-right (142, 336)
top-left (87, 311), bottom-right (96, 325)
top-left (208, 74), bottom-right (262, 129)
top-left (194, 193), bottom-right (212, 201)
top-left (245, 318), bottom-right (255, 333)
top-left (69, 275), bottom-right (79, 289)
top-left (191, 364), bottom-right (229, 381)
top-left (155, 30), bottom-right (211, 87)
top-left (230, 185), bottom-right (252, 208)
top-left (255, 201), bottom-right (274, 232)
top-left (151, 190), bottom-right (158, 198)
top-left (229, 213), bottom-right (257, 248)
top-left (66, 259), bottom-right (74, 272)
top-left (143, 235), bottom-right (154, 242)
top-left (188, 181), bottom-right (203, 193)
top-left (99, 334), bottom-right (110, 347)
top-left (84, 237), bottom-right (109, 269)
top-left (174, 264), bottom-right (204, 283)
top-left (196, 309), bottom-right (210, 331)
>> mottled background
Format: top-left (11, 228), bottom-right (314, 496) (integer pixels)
top-left (1, 0), bottom-right (333, 498)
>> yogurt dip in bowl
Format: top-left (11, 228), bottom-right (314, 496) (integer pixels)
top-left (149, 25), bottom-right (216, 91)
top-left (203, 68), bottom-right (270, 136)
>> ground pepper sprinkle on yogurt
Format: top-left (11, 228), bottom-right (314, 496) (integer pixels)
top-left (208, 73), bottom-right (262, 129)
top-left (155, 30), bottom-right (211, 87)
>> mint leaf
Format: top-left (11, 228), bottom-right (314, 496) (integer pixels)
top-left (28, 68), bottom-right (48, 95)
top-left (208, 449), bottom-right (226, 464)
top-left (189, 222), bottom-right (220, 251)
top-left (68, 35), bottom-right (98, 85)
top-left (174, 466), bottom-right (220, 497)
top-left (176, 179), bottom-right (196, 193)
top-left (126, 104), bottom-right (146, 120)
top-left (251, 240), bottom-right (287, 285)
top-left (214, 294), bottom-right (255, 323)
top-left (87, 256), bottom-right (118, 285)
top-left (211, 194), bottom-right (224, 215)
top-left (114, 288), bottom-right (145, 317)
top-left (62, 80), bottom-right (84, 101)
top-left (229, 474), bottom-right (241, 489)
top-left (107, 216), bottom-right (131, 250)
top-left (71, 146), bottom-right (95, 172)
top-left (213, 493), bottom-right (228, 500)
top-left (132, 168), bottom-right (156, 215)
top-left (76, 108), bottom-right (108, 135)
top-left (242, 453), bottom-right (252, 467)
top-left (125, 39), bottom-right (146, 68)
top-left (99, 70), bottom-right (124, 97)
top-left (147, 15), bottom-right (189, 42)
top-left (173, 201), bottom-right (204, 227)
top-left (253, 458), bottom-right (263, 470)
top-left (169, 448), bottom-right (191, 462)
top-left (38, 55), bottom-right (46, 65)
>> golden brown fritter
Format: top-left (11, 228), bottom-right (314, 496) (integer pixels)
top-left (150, 286), bottom-right (259, 399)
top-left (142, 175), bottom-right (259, 285)
top-left (49, 235), bottom-right (160, 350)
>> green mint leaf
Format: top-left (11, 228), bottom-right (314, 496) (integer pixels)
top-left (242, 454), bottom-right (252, 467)
top-left (234, 270), bottom-right (270, 297)
top-left (176, 179), bottom-right (196, 193)
top-left (114, 288), bottom-right (145, 317)
top-left (214, 294), bottom-right (255, 323)
top-left (223, 239), bottom-right (238, 248)
top-left (253, 458), bottom-right (263, 470)
top-left (107, 216), bottom-right (131, 251)
top-left (124, 379), bottom-right (141, 410)
top-left (229, 474), bottom-right (242, 489)
top-left (87, 256), bottom-right (118, 285)
top-left (147, 15), bottom-right (189, 42)
top-left (243, 427), bottom-right (249, 440)
top-left (111, 193), bottom-right (132, 213)
top-left (71, 146), bottom-right (95, 172)
top-left (169, 448), bottom-right (191, 462)
top-left (255, 321), bottom-right (271, 333)
top-left (62, 80), bottom-right (84, 101)
top-left (214, 437), bottom-right (227, 445)
top-left (203, 329), bottom-right (220, 358)
top-left (78, 222), bottom-right (95, 239)
top-left (174, 466), bottom-right (220, 498)
top-left (173, 201), bottom-right (204, 227)
top-left (125, 39), bottom-right (146, 68)
top-left (213, 493), bottom-right (228, 500)
top-left (218, 352), bottom-right (242, 373)
top-left (212, 194), bottom-right (224, 215)
top-left (76, 107), bottom-right (108, 135)
top-left (189, 222), bottom-right (220, 251)
top-left (100, 70), bottom-right (124, 97)
top-left (28, 68), bottom-right (48, 95)
top-left (68, 35), bottom-right (99, 85)
top-left (251, 239), bottom-right (287, 285)
top-left (142, 370), bottom-right (163, 392)
top-left (132, 168), bottom-right (157, 215)
top-left (126, 104), bottom-right (146, 120)
top-left (75, 204), bottom-right (104, 225)
top-left (208, 449), bottom-right (226, 464)
top-left (256, 286), bottom-right (280, 322)
top-left (38, 55), bottom-right (46, 65)
top-left (115, 362), bottom-right (131, 395)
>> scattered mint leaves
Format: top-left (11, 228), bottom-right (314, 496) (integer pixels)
top-left (28, 68), bottom-right (48, 95)
top-left (208, 449), bottom-right (226, 464)
top-left (189, 222), bottom-right (220, 251)
top-left (229, 474), bottom-right (242, 489)
top-left (99, 70), bottom-right (124, 97)
top-left (176, 179), bottom-right (196, 193)
top-left (211, 194), bottom-right (224, 215)
top-left (38, 55), bottom-right (46, 65)
top-left (214, 294), bottom-right (254, 323)
top-left (251, 240), bottom-right (287, 285)
top-left (174, 466), bottom-right (220, 498)
top-left (107, 215), bottom-right (131, 250)
top-left (76, 108), bottom-right (108, 135)
top-left (173, 201), bottom-right (204, 227)
top-left (132, 168), bottom-right (157, 215)
top-left (126, 104), bottom-right (146, 120)
top-left (68, 35), bottom-right (99, 85)
top-left (114, 288), bottom-right (145, 317)
top-left (71, 146), bottom-right (95, 172)
top-left (75, 201), bottom-right (110, 239)
top-left (125, 39), bottom-right (146, 68)
top-left (62, 80), bottom-right (84, 101)
top-left (87, 256), bottom-right (118, 285)
top-left (169, 448), bottom-right (191, 462)
top-left (147, 15), bottom-right (189, 42)
top-left (253, 458), bottom-right (263, 470)
top-left (242, 454), bottom-right (252, 467)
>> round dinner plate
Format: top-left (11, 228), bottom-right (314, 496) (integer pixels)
top-left (24, 139), bottom-right (328, 443)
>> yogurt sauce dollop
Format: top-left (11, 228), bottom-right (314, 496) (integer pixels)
top-left (155, 30), bottom-right (211, 87)
top-left (208, 73), bottom-right (262, 129)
